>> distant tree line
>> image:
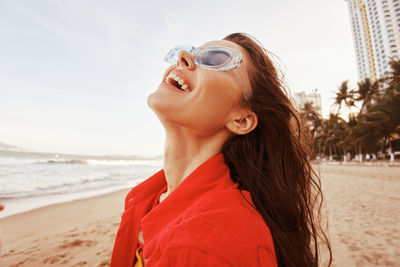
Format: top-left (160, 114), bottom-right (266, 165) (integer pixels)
top-left (299, 59), bottom-right (400, 162)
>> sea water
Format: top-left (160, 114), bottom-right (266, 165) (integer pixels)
top-left (0, 150), bottom-right (162, 218)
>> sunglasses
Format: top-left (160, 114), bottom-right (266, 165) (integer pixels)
top-left (164, 45), bottom-right (243, 71)
top-left (164, 45), bottom-right (250, 102)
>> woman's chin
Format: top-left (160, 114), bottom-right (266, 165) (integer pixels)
top-left (147, 90), bottom-right (157, 109)
top-left (147, 90), bottom-right (178, 119)
top-left (148, 83), bottom-right (185, 111)
top-left (147, 89), bottom-right (169, 111)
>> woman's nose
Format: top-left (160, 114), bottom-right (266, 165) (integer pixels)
top-left (177, 50), bottom-right (196, 70)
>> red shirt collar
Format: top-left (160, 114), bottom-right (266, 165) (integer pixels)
top-left (139, 153), bottom-right (238, 256)
top-left (111, 152), bottom-right (255, 266)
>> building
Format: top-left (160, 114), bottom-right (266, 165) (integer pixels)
top-left (292, 90), bottom-right (322, 116)
top-left (345, 0), bottom-right (400, 82)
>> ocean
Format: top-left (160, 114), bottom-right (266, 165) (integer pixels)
top-left (0, 150), bottom-right (163, 218)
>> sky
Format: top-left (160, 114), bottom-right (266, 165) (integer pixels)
top-left (0, 0), bottom-right (358, 156)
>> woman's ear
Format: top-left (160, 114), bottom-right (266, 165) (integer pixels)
top-left (225, 109), bottom-right (258, 135)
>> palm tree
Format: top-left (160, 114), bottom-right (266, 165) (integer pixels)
top-left (332, 81), bottom-right (355, 114)
top-left (301, 101), bottom-right (319, 122)
top-left (335, 113), bottom-right (358, 162)
top-left (364, 86), bottom-right (400, 161)
top-left (319, 113), bottom-right (344, 160)
top-left (360, 58), bottom-right (400, 162)
top-left (300, 101), bottom-right (322, 157)
top-left (354, 78), bottom-right (380, 113)
top-left (386, 59), bottom-right (400, 86)
top-left (317, 58), bottom-right (400, 162)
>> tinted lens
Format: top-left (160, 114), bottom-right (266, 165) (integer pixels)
top-left (197, 50), bottom-right (231, 66)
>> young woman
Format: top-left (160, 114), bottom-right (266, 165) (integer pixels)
top-left (111, 33), bottom-right (331, 267)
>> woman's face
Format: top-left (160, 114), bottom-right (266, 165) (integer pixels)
top-left (148, 40), bottom-right (253, 137)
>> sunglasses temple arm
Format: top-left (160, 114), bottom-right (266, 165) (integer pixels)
top-left (234, 70), bottom-right (251, 103)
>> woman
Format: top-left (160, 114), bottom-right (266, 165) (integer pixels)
top-left (111, 33), bottom-right (331, 267)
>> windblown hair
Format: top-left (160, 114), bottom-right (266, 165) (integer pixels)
top-left (222, 33), bottom-right (332, 267)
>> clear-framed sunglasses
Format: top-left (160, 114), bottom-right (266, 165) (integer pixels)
top-left (164, 45), bottom-right (243, 71)
top-left (164, 45), bottom-right (250, 102)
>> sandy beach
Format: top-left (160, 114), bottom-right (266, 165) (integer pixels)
top-left (0, 189), bottom-right (130, 267)
top-left (318, 164), bottom-right (400, 266)
top-left (1, 164), bottom-right (399, 266)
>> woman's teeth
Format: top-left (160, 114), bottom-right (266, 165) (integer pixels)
top-left (165, 73), bottom-right (191, 92)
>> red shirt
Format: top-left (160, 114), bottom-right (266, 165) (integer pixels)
top-left (111, 153), bottom-right (277, 266)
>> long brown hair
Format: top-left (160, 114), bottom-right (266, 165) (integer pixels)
top-left (222, 33), bottom-right (332, 267)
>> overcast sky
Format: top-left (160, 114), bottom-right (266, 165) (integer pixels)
top-left (0, 0), bottom-right (358, 156)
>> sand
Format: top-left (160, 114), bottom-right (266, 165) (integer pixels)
top-left (0, 165), bottom-right (399, 266)
top-left (0, 189), bottom-right (129, 267)
top-left (317, 164), bottom-right (400, 266)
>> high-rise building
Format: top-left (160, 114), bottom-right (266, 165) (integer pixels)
top-left (345, 0), bottom-right (400, 82)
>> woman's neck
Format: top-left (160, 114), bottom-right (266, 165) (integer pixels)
top-left (161, 130), bottom-right (228, 198)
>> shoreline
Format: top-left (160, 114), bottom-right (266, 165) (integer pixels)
top-left (0, 182), bottom-right (143, 219)
top-left (0, 187), bottom-right (131, 222)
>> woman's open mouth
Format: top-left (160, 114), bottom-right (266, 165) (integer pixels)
top-left (165, 73), bottom-right (192, 92)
